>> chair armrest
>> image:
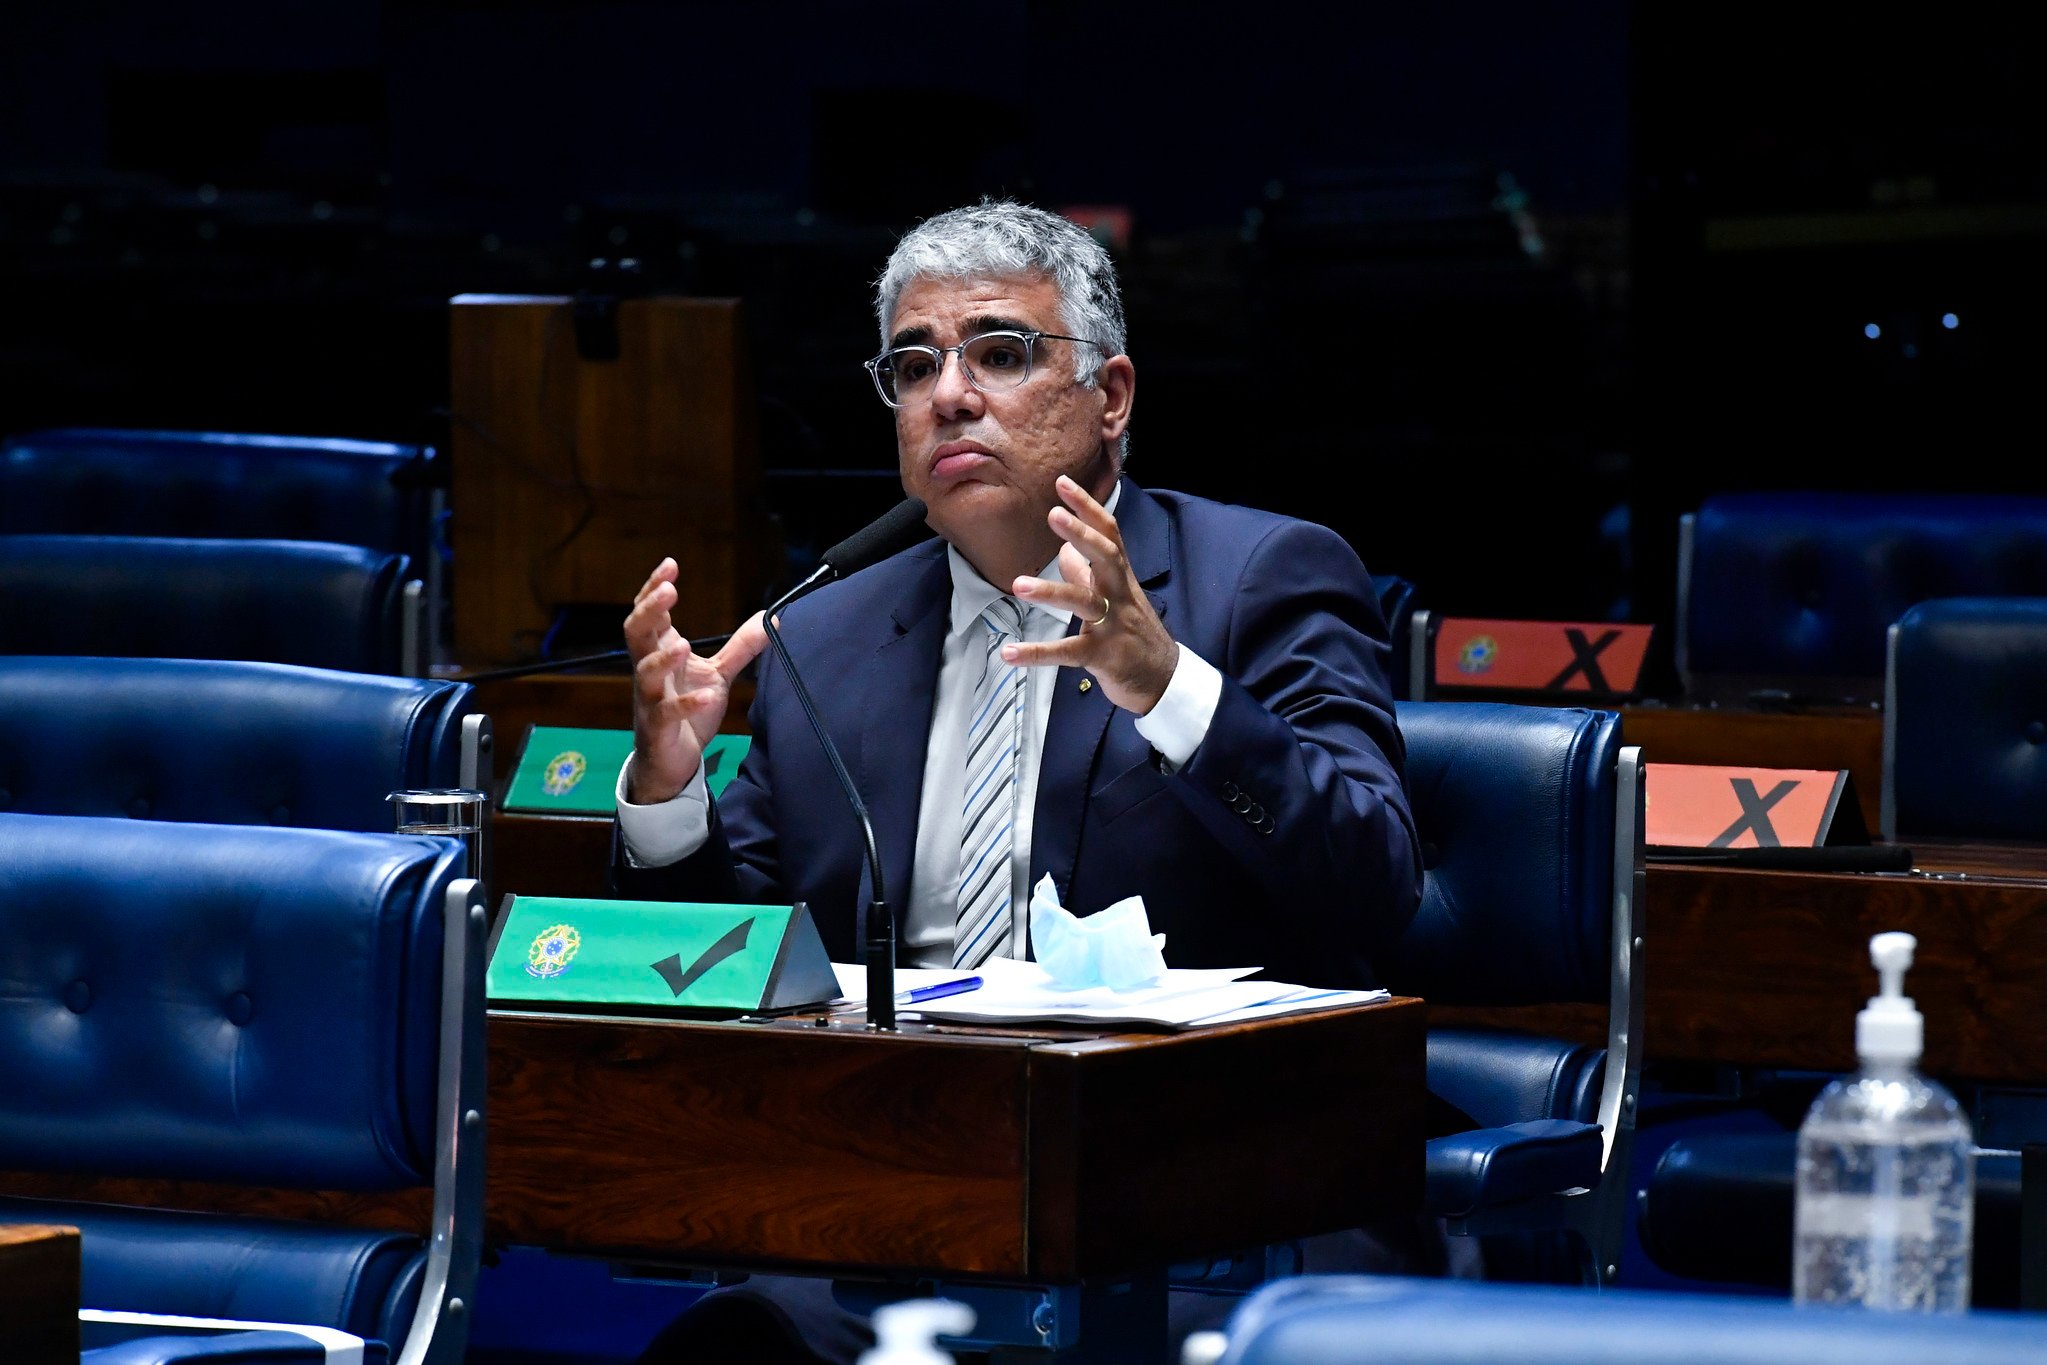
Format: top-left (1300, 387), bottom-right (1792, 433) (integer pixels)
top-left (1425, 1119), bottom-right (1604, 1218)
top-left (81, 1308), bottom-right (380, 1364)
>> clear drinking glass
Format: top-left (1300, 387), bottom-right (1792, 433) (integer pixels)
top-left (387, 787), bottom-right (488, 883)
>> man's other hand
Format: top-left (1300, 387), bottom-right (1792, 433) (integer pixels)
top-left (1005, 475), bottom-right (1179, 715)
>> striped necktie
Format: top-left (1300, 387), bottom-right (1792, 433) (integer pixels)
top-left (955, 595), bottom-right (1026, 969)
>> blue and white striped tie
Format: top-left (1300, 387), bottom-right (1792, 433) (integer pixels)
top-left (955, 596), bottom-right (1026, 969)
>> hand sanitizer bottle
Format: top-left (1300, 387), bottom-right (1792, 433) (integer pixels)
top-left (1793, 932), bottom-right (1973, 1310)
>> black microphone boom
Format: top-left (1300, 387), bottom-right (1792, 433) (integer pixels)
top-left (758, 496), bottom-right (928, 1031)
top-left (775, 495), bottom-right (934, 611)
top-left (820, 495), bottom-right (934, 575)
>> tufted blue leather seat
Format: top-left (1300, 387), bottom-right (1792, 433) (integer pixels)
top-left (0, 655), bottom-right (478, 833)
top-left (1388, 701), bottom-right (1644, 1284)
top-left (1677, 492), bottom-right (2047, 703)
top-left (0, 812), bottom-right (486, 1364)
top-left (1207, 1274), bottom-right (2047, 1364)
top-left (0, 427), bottom-right (440, 561)
top-left (1884, 596), bottom-right (2047, 841)
top-left (0, 534), bottom-right (415, 674)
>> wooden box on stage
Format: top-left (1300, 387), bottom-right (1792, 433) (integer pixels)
top-left (448, 294), bottom-right (777, 666)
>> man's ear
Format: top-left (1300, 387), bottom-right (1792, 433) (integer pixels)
top-left (1096, 353), bottom-right (1135, 445)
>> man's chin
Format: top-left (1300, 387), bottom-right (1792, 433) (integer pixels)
top-left (925, 479), bottom-right (1021, 539)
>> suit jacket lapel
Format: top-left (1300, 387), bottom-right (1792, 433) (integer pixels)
top-left (1030, 479), bottom-right (1173, 901)
top-left (858, 544), bottom-right (950, 942)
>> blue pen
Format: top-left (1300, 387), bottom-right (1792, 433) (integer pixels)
top-left (896, 975), bottom-right (982, 1006)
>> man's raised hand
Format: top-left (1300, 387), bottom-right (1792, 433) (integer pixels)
top-left (623, 557), bottom-right (768, 803)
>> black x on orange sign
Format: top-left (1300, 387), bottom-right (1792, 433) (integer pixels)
top-left (1644, 764), bottom-right (1854, 849)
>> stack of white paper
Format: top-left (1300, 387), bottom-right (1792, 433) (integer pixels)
top-left (881, 956), bottom-right (1388, 1030)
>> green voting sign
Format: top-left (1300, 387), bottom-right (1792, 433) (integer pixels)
top-left (502, 726), bottom-right (751, 814)
top-left (487, 894), bottom-right (838, 1017)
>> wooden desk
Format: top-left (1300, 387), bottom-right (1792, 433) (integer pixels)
top-left (1439, 842), bottom-right (2047, 1086)
top-left (0, 1003), bottom-right (1424, 1290)
top-left (486, 1000), bottom-right (1425, 1281)
top-left (0, 1224), bottom-right (78, 1365)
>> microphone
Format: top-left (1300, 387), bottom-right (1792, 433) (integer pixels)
top-left (777, 494), bottom-right (936, 608)
top-left (756, 496), bottom-right (930, 1031)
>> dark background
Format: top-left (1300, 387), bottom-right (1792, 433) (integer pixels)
top-left (4, 2), bottom-right (2040, 651)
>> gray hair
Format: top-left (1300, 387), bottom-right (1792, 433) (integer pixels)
top-left (875, 199), bottom-right (1128, 393)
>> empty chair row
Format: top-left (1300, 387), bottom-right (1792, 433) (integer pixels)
top-left (0, 534), bottom-right (429, 675)
top-left (0, 654), bottom-right (485, 833)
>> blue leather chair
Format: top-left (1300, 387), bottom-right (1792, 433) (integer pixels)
top-left (1, 428), bottom-right (444, 670)
top-left (0, 428), bottom-right (440, 559)
top-left (1637, 1129), bottom-right (2024, 1307)
top-left (0, 534), bottom-right (421, 674)
top-left (1883, 595), bottom-right (2047, 841)
top-left (1200, 1274), bottom-right (2047, 1364)
top-left (0, 655), bottom-right (487, 835)
top-left (1387, 701), bottom-right (1645, 1286)
top-left (0, 812), bottom-right (486, 1365)
top-left (1675, 492), bottom-right (2047, 704)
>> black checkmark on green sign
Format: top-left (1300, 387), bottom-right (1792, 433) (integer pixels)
top-left (651, 916), bottom-right (755, 997)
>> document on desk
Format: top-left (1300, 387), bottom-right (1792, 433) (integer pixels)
top-left (902, 956), bottom-right (1388, 1029)
top-left (829, 963), bottom-right (982, 1004)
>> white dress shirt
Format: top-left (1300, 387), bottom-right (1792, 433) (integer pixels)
top-left (617, 483), bottom-right (1225, 966)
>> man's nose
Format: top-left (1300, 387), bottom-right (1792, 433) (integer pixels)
top-left (928, 348), bottom-right (983, 418)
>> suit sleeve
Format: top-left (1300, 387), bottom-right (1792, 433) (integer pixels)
top-left (1169, 516), bottom-right (1423, 963)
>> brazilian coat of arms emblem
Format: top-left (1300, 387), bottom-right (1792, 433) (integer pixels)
top-left (542, 750), bottom-right (588, 796)
top-left (526, 924), bottom-right (582, 978)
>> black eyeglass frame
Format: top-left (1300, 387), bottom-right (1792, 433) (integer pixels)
top-left (862, 329), bottom-right (1101, 409)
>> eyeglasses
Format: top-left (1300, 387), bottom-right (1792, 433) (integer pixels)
top-left (863, 329), bottom-right (1100, 408)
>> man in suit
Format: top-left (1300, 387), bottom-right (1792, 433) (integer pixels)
top-left (613, 199), bottom-right (1423, 1363)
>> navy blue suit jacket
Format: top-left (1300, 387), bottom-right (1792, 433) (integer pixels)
top-left (611, 479), bottom-right (1421, 988)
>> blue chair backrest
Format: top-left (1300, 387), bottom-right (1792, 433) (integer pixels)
top-left (1374, 572), bottom-right (1419, 699)
top-left (0, 427), bottom-right (439, 563)
top-left (0, 656), bottom-right (473, 832)
top-left (1679, 491), bottom-right (2047, 698)
top-left (0, 534), bottom-right (412, 673)
top-left (0, 813), bottom-right (465, 1189)
top-left (1388, 701), bottom-right (1621, 1006)
top-left (1885, 596), bottom-right (2047, 841)
top-left (1216, 1275), bottom-right (2047, 1364)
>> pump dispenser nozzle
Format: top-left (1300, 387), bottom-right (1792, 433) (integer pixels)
top-left (1856, 931), bottom-right (1923, 1062)
top-left (857, 1299), bottom-right (974, 1365)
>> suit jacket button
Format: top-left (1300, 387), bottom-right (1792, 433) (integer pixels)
top-left (1222, 781), bottom-right (1240, 800)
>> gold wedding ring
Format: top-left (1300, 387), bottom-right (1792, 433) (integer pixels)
top-left (1085, 594), bottom-right (1111, 627)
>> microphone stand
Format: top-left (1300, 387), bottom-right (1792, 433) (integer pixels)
top-left (454, 636), bottom-right (733, 685)
top-left (760, 567), bottom-right (897, 1031)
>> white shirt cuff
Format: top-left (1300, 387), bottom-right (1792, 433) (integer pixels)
top-left (1132, 643), bottom-right (1222, 772)
top-left (615, 753), bottom-right (712, 867)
